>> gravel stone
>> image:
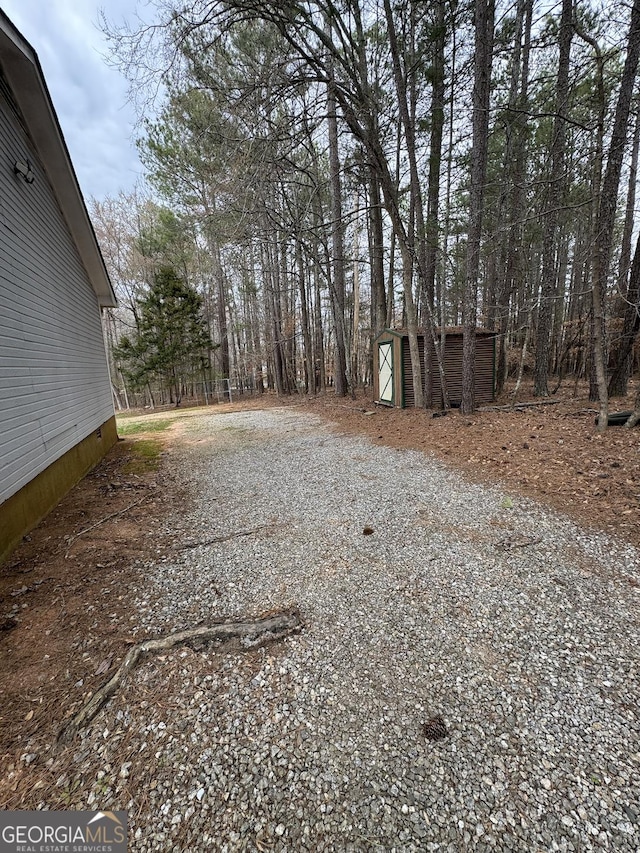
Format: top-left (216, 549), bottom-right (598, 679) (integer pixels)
top-left (72, 409), bottom-right (639, 851)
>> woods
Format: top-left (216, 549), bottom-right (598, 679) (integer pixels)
top-left (95, 0), bottom-right (640, 421)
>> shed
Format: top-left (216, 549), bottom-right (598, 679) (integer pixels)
top-left (0, 11), bottom-right (118, 564)
top-left (374, 328), bottom-right (496, 408)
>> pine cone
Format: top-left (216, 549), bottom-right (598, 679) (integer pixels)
top-left (423, 714), bottom-right (447, 741)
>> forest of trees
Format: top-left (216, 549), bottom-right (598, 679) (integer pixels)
top-left (94, 0), bottom-right (640, 428)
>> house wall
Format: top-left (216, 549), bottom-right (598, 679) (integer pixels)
top-left (0, 75), bottom-right (116, 557)
top-left (0, 414), bottom-right (117, 565)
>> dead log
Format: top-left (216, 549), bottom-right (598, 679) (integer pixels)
top-left (477, 400), bottom-right (563, 412)
top-left (58, 608), bottom-right (303, 743)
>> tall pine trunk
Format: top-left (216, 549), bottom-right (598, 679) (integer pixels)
top-left (327, 72), bottom-right (349, 397)
top-left (591, 0), bottom-right (640, 430)
top-left (533, 0), bottom-right (572, 397)
top-left (609, 106), bottom-right (640, 396)
top-left (423, 0), bottom-right (446, 406)
top-left (368, 164), bottom-right (387, 336)
top-left (461, 0), bottom-right (495, 414)
top-left (496, 0), bottom-right (532, 395)
top-left (383, 0), bottom-right (425, 407)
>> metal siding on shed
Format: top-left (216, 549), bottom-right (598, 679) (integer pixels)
top-left (0, 89), bottom-right (113, 504)
top-left (474, 336), bottom-right (495, 402)
top-left (399, 331), bottom-right (496, 407)
top-left (401, 335), bottom-right (425, 408)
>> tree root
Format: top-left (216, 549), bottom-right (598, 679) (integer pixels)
top-left (64, 497), bottom-right (146, 558)
top-left (177, 524), bottom-right (277, 549)
top-left (58, 608), bottom-right (303, 743)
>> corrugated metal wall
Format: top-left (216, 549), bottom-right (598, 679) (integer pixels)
top-left (470, 336), bottom-right (496, 404)
top-left (0, 85), bottom-right (113, 504)
top-left (401, 333), bottom-right (495, 407)
top-left (401, 335), bottom-right (425, 408)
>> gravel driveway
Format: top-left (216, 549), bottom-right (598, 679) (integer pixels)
top-left (101, 408), bottom-right (638, 851)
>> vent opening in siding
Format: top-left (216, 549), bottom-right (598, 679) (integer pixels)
top-left (96, 427), bottom-right (102, 439)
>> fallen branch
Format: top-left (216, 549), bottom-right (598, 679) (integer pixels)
top-left (178, 524), bottom-right (277, 549)
top-left (58, 608), bottom-right (303, 743)
top-left (65, 498), bottom-right (146, 557)
top-left (563, 408), bottom-right (599, 418)
top-left (494, 536), bottom-right (542, 550)
top-left (478, 400), bottom-right (563, 412)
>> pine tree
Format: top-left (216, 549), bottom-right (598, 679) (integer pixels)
top-left (114, 266), bottom-right (213, 405)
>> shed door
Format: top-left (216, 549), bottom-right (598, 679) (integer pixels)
top-left (378, 341), bottom-right (394, 404)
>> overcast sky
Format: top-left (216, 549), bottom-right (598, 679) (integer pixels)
top-left (1, 0), bottom-right (150, 202)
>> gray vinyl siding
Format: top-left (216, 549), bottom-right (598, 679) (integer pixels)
top-left (0, 86), bottom-right (113, 504)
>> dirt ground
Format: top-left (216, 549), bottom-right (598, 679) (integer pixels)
top-left (0, 383), bottom-right (638, 807)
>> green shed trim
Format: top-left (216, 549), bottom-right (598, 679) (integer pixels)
top-left (377, 340), bottom-right (395, 406)
top-left (373, 328), bottom-right (403, 342)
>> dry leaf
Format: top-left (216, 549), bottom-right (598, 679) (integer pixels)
top-left (94, 657), bottom-right (112, 676)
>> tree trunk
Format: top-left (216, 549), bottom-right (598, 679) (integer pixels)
top-left (423, 0), bottom-right (446, 407)
top-left (591, 0), bottom-right (640, 430)
top-left (296, 236), bottom-right (313, 394)
top-left (609, 106), bottom-right (640, 396)
top-left (624, 386), bottom-right (640, 428)
top-left (326, 47), bottom-right (349, 397)
top-left (462, 0), bottom-right (495, 414)
top-left (608, 231), bottom-right (640, 396)
top-left (368, 165), bottom-right (387, 336)
top-left (383, 0), bottom-right (425, 408)
top-left (352, 199), bottom-right (361, 391)
top-left (440, 14), bottom-right (458, 333)
top-left (533, 0), bottom-right (572, 397)
top-left (424, 0), bottom-right (446, 317)
top-left (262, 239), bottom-right (286, 396)
top-left (618, 105), bottom-right (640, 298)
top-left (496, 0), bottom-right (532, 395)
